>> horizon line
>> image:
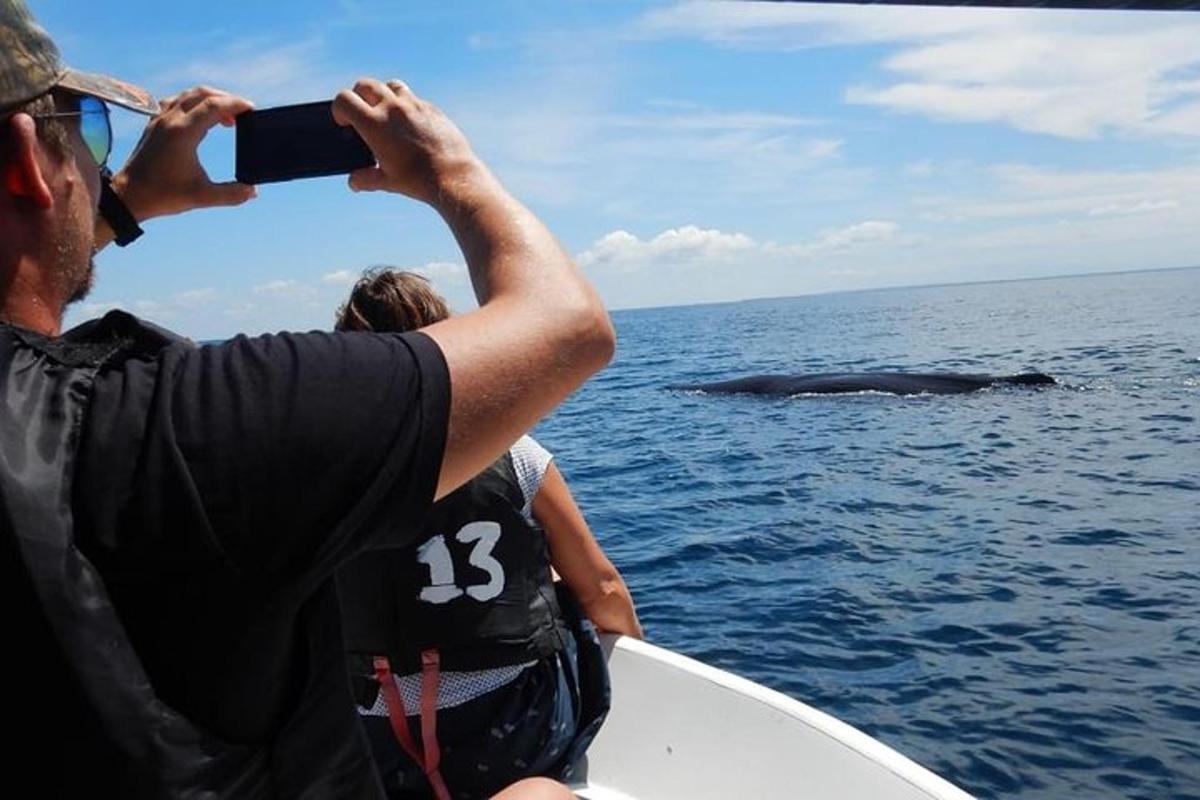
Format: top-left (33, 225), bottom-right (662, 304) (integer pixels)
top-left (608, 263), bottom-right (1199, 316)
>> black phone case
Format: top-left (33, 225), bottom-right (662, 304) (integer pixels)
top-left (235, 101), bottom-right (375, 185)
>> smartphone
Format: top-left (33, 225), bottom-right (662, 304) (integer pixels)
top-left (235, 101), bottom-right (375, 185)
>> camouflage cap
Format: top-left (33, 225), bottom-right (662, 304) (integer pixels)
top-left (1, 0), bottom-right (158, 115)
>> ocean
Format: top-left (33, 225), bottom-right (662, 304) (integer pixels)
top-left (533, 267), bottom-right (1200, 799)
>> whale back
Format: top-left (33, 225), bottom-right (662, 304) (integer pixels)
top-left (993, 372), bottom-right (1056, 387)
top-left (670, 371), bottom-right (1057, 396)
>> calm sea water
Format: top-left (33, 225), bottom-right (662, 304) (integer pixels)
top-left (535, 267), bottom-right (1200, 800)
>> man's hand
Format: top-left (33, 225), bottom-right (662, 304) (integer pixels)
top-left (110, 86), bottom-right (258, 222)
top-left (331, 78), bottom-right (480, 205)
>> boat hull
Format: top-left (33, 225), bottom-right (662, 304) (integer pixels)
top-left (575, 636), bottom-right (974, 800)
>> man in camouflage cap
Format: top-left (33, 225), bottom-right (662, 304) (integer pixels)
top-left (0, 0), bottom-right (158, 114)
top-left (1, 0), bottom-right (257, 331)
top-left (1, 1), bottom-right (609, 798)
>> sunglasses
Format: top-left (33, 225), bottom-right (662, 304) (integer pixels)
top-left (33, 95), bottom-right (113, 168)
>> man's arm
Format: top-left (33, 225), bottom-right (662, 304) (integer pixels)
top-left (332, 79), bottom-right (615, 500)
top-left (94, 87), bottom-right (257, 251)
top-left (101, 79), bottom-right (612, 502)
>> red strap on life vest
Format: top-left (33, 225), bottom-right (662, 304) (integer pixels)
top-left (420, 648), bottom-right (451, 800)
top-left (372, 653), bottom-right (451, 800)
top-left (373, 656), bottom-right (421, 764)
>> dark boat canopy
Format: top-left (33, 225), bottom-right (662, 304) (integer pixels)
top-left (769, 1), bottom-right (1199, 10)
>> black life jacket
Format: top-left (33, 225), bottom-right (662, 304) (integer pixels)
top-left (0, 312), bottom-right (379, 799)
top-left (340, 451), bottom-right (567, 679)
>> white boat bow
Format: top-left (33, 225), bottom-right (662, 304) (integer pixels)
top-left (574, 635), bottom-right (975, 800)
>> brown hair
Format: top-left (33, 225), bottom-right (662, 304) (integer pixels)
top-left (334, 268), bottom-right (451, 333)
top-left (0, 92), bottom-right (72, 164)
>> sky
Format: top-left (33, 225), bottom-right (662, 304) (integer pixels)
top-left (33, 1), bottom-right (1200, 339)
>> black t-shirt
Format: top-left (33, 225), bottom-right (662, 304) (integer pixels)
top-left (72, 325), bottom-right (450, 755)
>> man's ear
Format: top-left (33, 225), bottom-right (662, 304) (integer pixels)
top-left (2, 114), bottom-right (54, 210)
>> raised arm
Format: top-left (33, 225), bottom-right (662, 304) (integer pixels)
top-left (95, 86), bottom-right (258, 251)
top-left (533, 463), bottom-right (643, 639)
top-left (103, 79), bottom-right (613, 502)
top-left (332, 79), bottom-right (614, 499)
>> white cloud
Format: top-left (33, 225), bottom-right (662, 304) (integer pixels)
top-left (847, 81), bottom-right (1123, 140)
top-left (321, 269), bottom-right (358, 286)
top-left (603, 109), bottom-right (822, 132)
top-left (412, 261), bottom-right (468, 283)
top-left (578, 221), bottom-right (905, 275)
top-left (1151, 101), bottom-right (1200, 137)
top-left (253, 280), bottom-right (296, 295)
top-left (575, 219), bottom-right (921, 309)
top-left (132, 300), bottom-right (169, 316)
top-left (773, 220), bottom-right (906, 257)
top-left (158, 39), bottom-right (350, 105)
top-left (577, 226), bottom-right (756, 272)
top-left (917, 163), bottom-right (1200, 221)
top-left (633, 2), bottom-right (1011, 48)
top-left (895, 162), bottom-right (1200, 270)
top-left (74, 289), bottom-right (217, 324)
top-left (1088, 198), bottom-right (1179, 216)
top-left (174, 288), bottom-right (218, 307)
top-left (637, 2), bottom-right (1200, 140)
top-left (460, 81), bottom-right (842, 209)
top-left (953, 202), bottom-right (1197, 253)
top-left (78, 264), bottom-right (470, 338)
top-left (253, 279), bottom-right (317, 301)
top-left (598, 108), bottom-right (840, 168)
top-left (806, 139), bottom-right (843, 159)
top-left (824, 219), bottom-right (898, 246)
top-left (847, 26), bottom-right (1200, 139)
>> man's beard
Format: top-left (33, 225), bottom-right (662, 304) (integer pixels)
top-left (55, 198), bottom-right (96, 308)
top-left (66, 257), bottom-right (96, 305)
